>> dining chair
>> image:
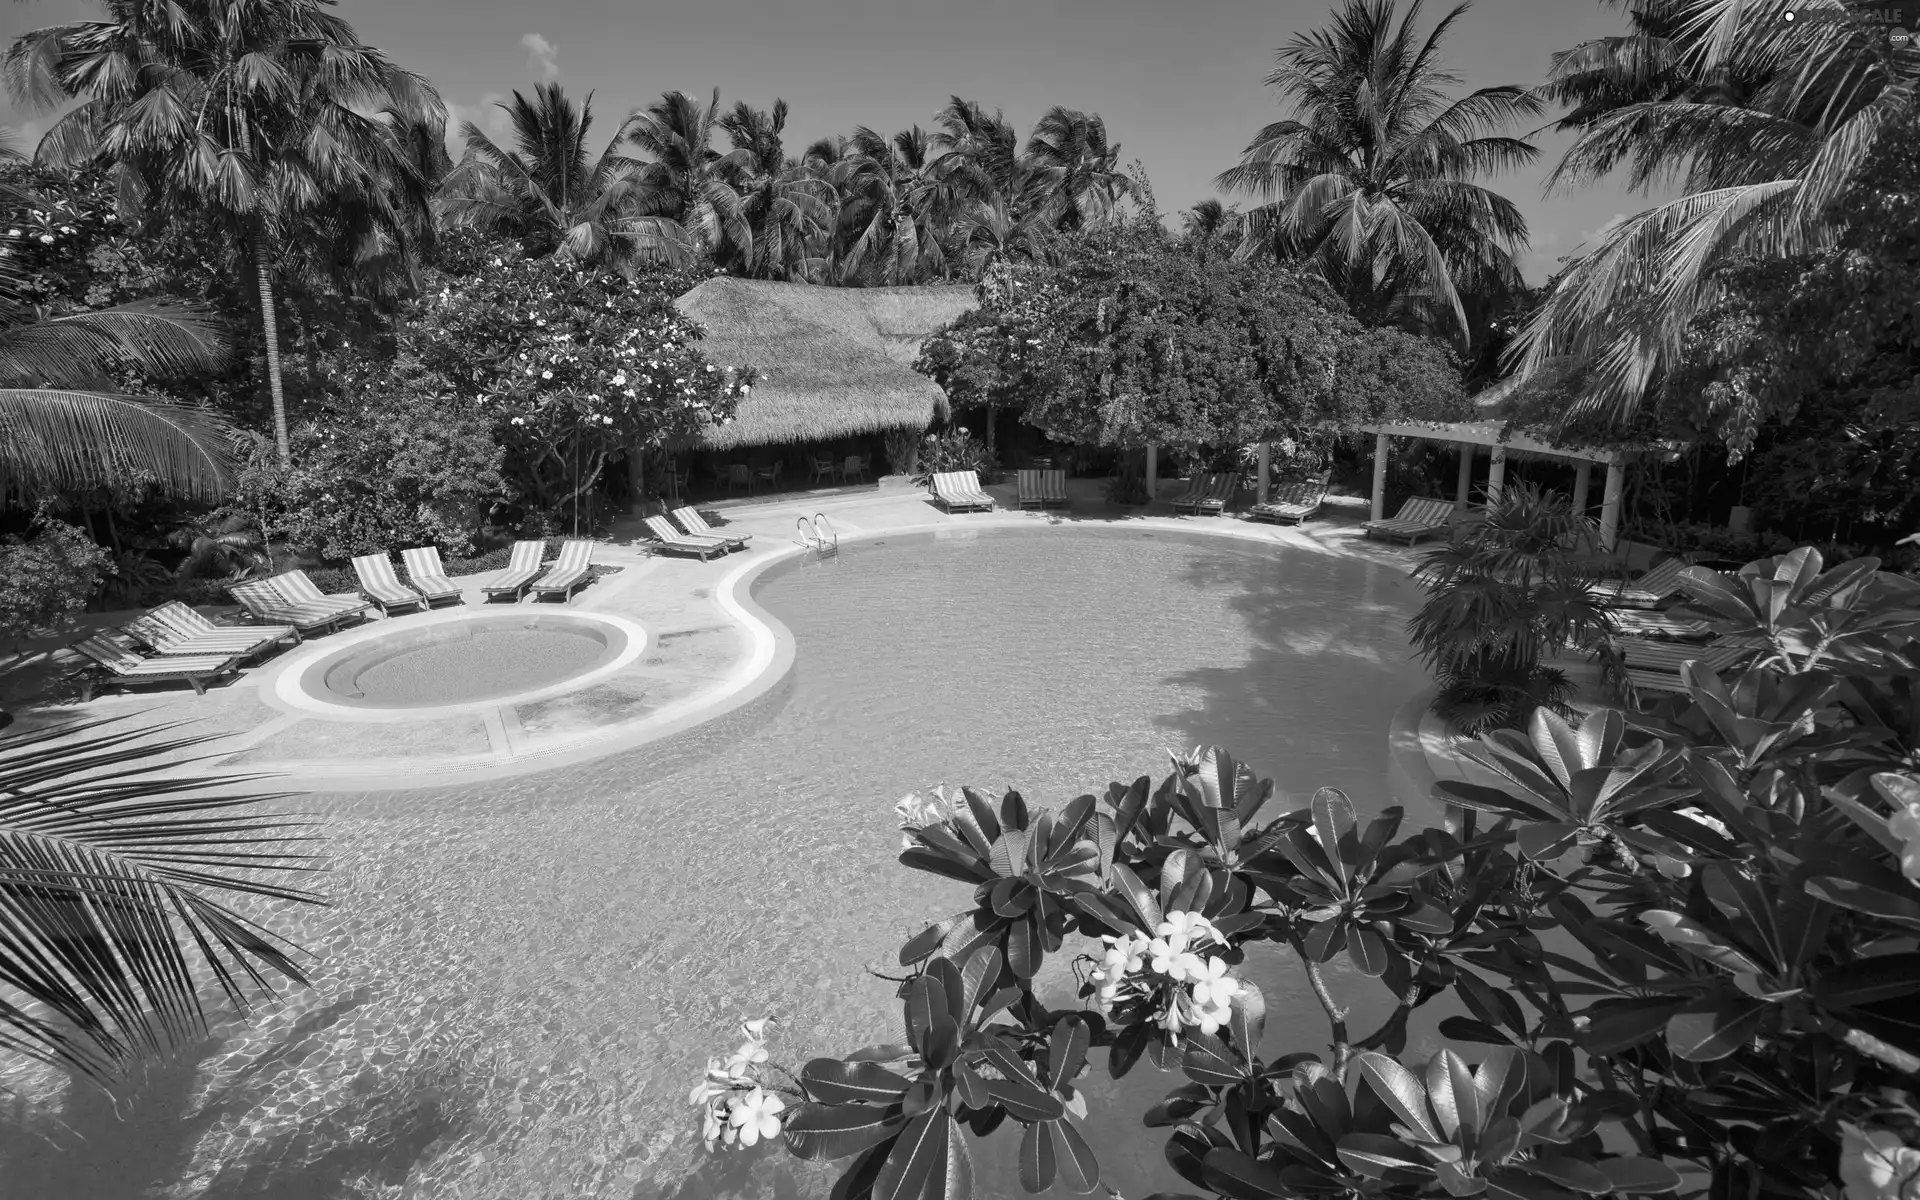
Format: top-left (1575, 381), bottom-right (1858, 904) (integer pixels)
top-left (810, 457), bottom-right (839, 486)
top-left (842, 454), bottom-right (867, 482)
top-left (726, 464), bottom-right (754, 494)
top-left (755, 460), bottom-right (785, 490)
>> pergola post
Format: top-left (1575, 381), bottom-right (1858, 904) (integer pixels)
top-left (1145, 443), bottom-right (1158, 501)
top-left (1599, 460), bottom-right (1626, 552)
top-left (1572, 461), bottom-right (1592, 516)
top-left (628, 444), bottom-right (646, 515)
top-left (1257, 442), bottom-right (1271, 504)
top-left (1454, 444), bottom-right (1474, 510)
top-left (1485, 446), bottom-right (1507, 506)
top-left (1370, 433), bottom-right (1389, 522)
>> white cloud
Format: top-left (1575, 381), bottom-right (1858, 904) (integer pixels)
top-left (482, 92), bottom-right (512, 138)
top-left (519, 32), bottom-right (559, 81)
top-left (1581, 212), bottom-right (1630, 246)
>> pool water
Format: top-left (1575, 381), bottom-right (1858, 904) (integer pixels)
top-left (312, 615), bottom-right (621, 709)
top-left (0, 526), bottom-right (1440, 1200)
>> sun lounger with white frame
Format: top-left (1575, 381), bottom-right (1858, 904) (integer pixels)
top-left (643, 516), bottom-right (732, 562)
top-left (1588, 559), bottom-right (1689, 610)
top-left (530, 539), bottom-right (598, 597)
top-left (671, 507), bottom-right (750, 549)
top-left (68, 635), bottom-right (240, 702)
top-left (1362, 497), bottom-right (1454, 544)
top-left (351, 553), bottom-right (428, 616)
top-left (1016, 469), bottom-right (1046, 510)
top-left (931, 471), bottom-right (994, 513)
top-left (400, 546), bottom-right (467, 608)
top-left (229, 579), bottom-right (359, 635)
top-left (483, 540), bottom-right (547, 602)
top-left (271, 570), bottom-right (374, 621)
top-left (123, 601), bottom-right (297, 663)
top-left (1247, 479), bottom-right (1328, 525)
top-left (1041, 469), bottom-right (1069, 508)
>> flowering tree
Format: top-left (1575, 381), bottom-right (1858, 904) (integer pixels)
top-left (413, 251), bottom-right (753, 514)
top-left (914, 263), bottom-right (1068, 456)
top-left (693, 548), bottom-right (1920, 1200)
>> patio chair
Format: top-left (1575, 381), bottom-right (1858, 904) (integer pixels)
top-left (483, 540), bottom-right (547, 602)
top-left (672, 506), bottom-right (751, 549)
top-left (1041, 468), bottom-right (1069, 508)
top-left (229, 579), bottom-right (358, 635)
top-left (643, 515), bottom-right (731, 562)
top-left (1247, 479), bottom-right (1328, 525)
top-left (351, 553), bottom-right (429, 616)
top-left (726, 464), bottom-right (754, 495)
top-left (530, 539), bottom-right (598, 599)
top-left (754, 461), bottom-right (785, 491)
top-left (123, 601), bottom-right (297, 663)
top-left (1362, 498), bottom-right (1455, 544)
top-left (68, 635), bottom-right (240, 702)
top-left (842, 455), bottom-right (867, 483)
top-left (1169, 474), bottom-right (1212, 514)
top-left (1016, 469), bottom-right (1046, 510)
top-left (810, 457), bottom-right (839, 486)
top-left (931, 470), bottom-right (993, 513)
top-left (270, 570), bottom-right (374, 621)
top-left (708, 460), bottom-right (731, 490)
top-left (1588, 558), bottom-right (1690, 610)
top-left (399, 546), bottom-right (467, 608)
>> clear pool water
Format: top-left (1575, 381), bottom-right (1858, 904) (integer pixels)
top-left (0, 526), bottom-right (1441, 1200)
top-left (313, 614), bottom-right (622, 709)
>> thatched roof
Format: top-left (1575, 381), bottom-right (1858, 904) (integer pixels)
top-left (673, 277), bottom-right (978, 450)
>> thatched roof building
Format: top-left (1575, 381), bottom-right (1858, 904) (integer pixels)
top-left (673, 277), bottom-right (978, 451)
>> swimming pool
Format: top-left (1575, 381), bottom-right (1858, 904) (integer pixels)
top-left (0, 525), bottom-right (1438, 1199)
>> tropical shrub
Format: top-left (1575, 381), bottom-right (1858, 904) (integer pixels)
top-left (912, 429), bottom-right (998, 486)
top-left (1407, 483), bottom-right (1616, 734)
top-left (689, 545), bottom-right (1920, 1200)
top-left (883, 427), bottom-right (926, 477)
top-left (0, 518), bottom-right (114, 649)
top-left (412, 250), bottom-right (753, 516)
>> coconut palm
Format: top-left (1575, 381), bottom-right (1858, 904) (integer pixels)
top-left (0, 718), bottom-right (318, 1082)
top-left (929, 96), bottom-right (1028, 215)
top-left (825, 126), bottom-right (952, 285)
top-left (1215, 0), bottom-right (1541, 339)
top-left (438, 83), bottom-right (675, 271)
top-left (625, 88), bottom-right (755, 267)
top-left (0, 165), bottom-right (234, 502)
top-left (1023, 106), bottom-right (1133, 231)
top-left (1181, 199), bottom-right (1242, 262)
top-left (5, 0), bottom-right (445, 464)
top-left (949, 177), bottom-right (1061, 277)
top-left (1509, 0), bottom-right (1918, 423)
top-left (714, 100), bottom-right (832, 281)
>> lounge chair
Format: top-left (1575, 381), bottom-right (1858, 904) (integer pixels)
top-left (1247, 479), bottom-right (1328, 525)
top-left (483, 540), bottom-right (547, 602)
top-left (229, 579), bottom-right (359, 635)
top-left (1181, 473), bottom-right (1238, 516)
top-left (123, 601), bottom-right (297, 663)
top-left (351, 553), bottom-right (428, 616)
top-left (643, 516), bottom-right (730, 562)
top-left (1620, 637), bottom-right (1766, 697)
top-left (399, 546), bottom-right (467, 608)
top-left (931, 470), bottom-right (994, 513)
top-left (1363, 498), bottom-right (1455, 544)
top-left (1040, 469), bottom-right (1068, 508)
top-left (672, 507), bottom-right (751, 549)
top-left (1170, 474), bottom-right (1212, 514)
top-left (530, 539), bottom-right (597, 599)
top-left (271, 570), bottom-right (374, 621)
top-left (1017, 469), bottom-right (1046, 510)
top-left (1588, 559), bottom-right (1689, 610)
top-left (68, 635), bottom-right (239, 702)
top-left (1609, 609), bottom-right (1711, 641)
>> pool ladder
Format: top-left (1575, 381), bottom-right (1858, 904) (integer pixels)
top-left (796, 512), bottom-right (839, 555)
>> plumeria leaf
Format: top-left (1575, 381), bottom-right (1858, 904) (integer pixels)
top-left (1200, 1147), bottom-right (1293, 1199)
top-left (802, 1059), bottom-right (915, 1104)
top-left (784, 1101), bottom-right (907, 1161)
top-left (1182, 1032), bottom-right (1244, 1086)
top-left (1052, 1117), bottom-right (1101, 1192)
top-left (1591, 1157), bottom-right (1685, 1193)
top-left (986, 1076), bottom-right (1066, 1122)
top-left (1515, 1156), bottom-right (1616, 1194)
top-left (1666, 1002), bottom-right (1768, 1062)
top-left (1355, 1052), bottom-right (1442, 1143)
top-left (1020, 1119), bottom-right (1057, 1193)
top-left (1229, 982), bottom-right (1267, 1061)
top-left (1047, 1016), bottom-right (1090, 1090)
top-left (1337, 1133), bottom-right (1432, 1179)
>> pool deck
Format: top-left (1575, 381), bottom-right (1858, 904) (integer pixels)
top-left (4, 480), bottom-right (1440, 791)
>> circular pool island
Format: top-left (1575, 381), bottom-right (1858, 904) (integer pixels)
top-left (273, 609), bottom-right (649, 717)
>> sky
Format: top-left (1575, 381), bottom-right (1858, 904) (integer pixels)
top-left (0, 0), bottom-right (1669, 283)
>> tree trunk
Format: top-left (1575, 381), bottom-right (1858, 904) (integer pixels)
top-left (252, 221), bottom-right (291, 465)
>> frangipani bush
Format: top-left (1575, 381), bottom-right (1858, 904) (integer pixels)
top-left (697, 549), bottom-right (1920, 1200)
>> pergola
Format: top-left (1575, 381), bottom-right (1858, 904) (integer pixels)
top-left (1347, 420), bottom-right (1678, 552)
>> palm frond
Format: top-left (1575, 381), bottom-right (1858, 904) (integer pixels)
top-left (0, 301), bottom-right (231, 388)
top-left (0, 718), bottom-right (321, 1082)
top-left (0, 388), bottom-right (236, 500)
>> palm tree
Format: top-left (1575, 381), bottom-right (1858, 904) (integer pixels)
top-left (1181, 199), bottom-right (1242, 262)
top-left (625, 88), bottom-right (755, 267)
top-left (438, 83), bottom-right (674, 271)
top-left (715, 100), bottom-right (832, 281)
top-left (0, 718), bottom-right (319, 1082)
top-left (1214, 0), bottom-right (1541, 339)
top-left (1023, 106), bottom-right (1133, 231)
top-left (0, 166), bottom-right (234, 502)
top-left (6, 0), bottom-right (446, 464)
top-left (929, 96), bottom-right (1025, 214)
top-left (1509, 0), bottom-right (1917, 423)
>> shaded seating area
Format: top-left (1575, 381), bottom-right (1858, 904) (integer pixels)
top-left (531, 539), bottom-right (598, 598)
top-left (124, 600), bottom-right (298, 663)
top-left (400, 547), bottom-right (468, 608)
top-left (1172, 472), bottom-right (1237, 516)
top-left (931, 470), bottom-right (994, 512)
top-left (229, 579), bottom-right (365, 635)
top-left (1362, 497), bottom-right (1454, 544)
top-left (1246, 477), bottom-right (1328, 525)
top-left (67, 635), bottom-right (239, 701)
top-left (352, 553), bottom-right (428, 616)
top-left (643, 515), bottom-right (734, 561)
top-left (483, 540), bottom-right (548, 603)
top-left (672, 507), bottom-right (750, 549)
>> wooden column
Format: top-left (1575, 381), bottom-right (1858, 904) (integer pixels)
top-left (1145, 443), bottom-right (1158, 500)
top-left (1485, 446), bottom-right (1508, 506)
top-left (1600, 461), bottom-right (1626, 552)
top-left (1572, 461), bottom-right (1592, 516)
top-left (1454, 444), bottom-right (1474, 509)
top-left (1257, 442), bottom-right (1271, 504)
top-left (1370, 433), bottom-right (1389, 522)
